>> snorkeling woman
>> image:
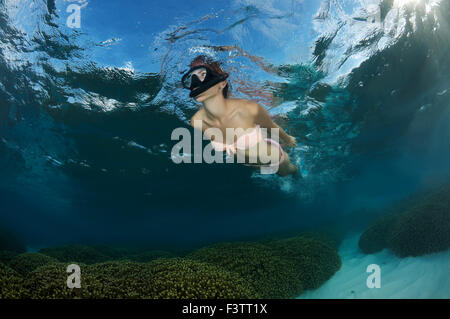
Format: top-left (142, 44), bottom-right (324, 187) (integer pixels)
top-left (182, 55), bottom-right (299, 177)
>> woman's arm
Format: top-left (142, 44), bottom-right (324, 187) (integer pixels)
top-left (250, 102), bottom-right (297, 147)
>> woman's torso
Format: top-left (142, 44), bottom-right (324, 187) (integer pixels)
top-left (194, 98), bottom-right (278, 164)
top-left (196, 98), bottom-right (256, 141)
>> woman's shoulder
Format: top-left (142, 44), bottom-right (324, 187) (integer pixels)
top-left (227, 97), bottom-right (253, 105)
top-left (190, 108), bottom-right (205, 127)
top-left (228, 98), bottom-right (258, 109)
top-left (229, 98), bottom-right (259, 117)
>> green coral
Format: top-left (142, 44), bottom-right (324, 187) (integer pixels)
top-left (25, 258), bottom-right (257, 299)
top-left (1, 235), bottom-right (344, 299)
top-left (0, 233), bottom-right (345, 298)
top-left (358, 213), bottom-right (399, 254)
top-left (25, 261), bottom-right (152, 299)
top-left (388, 199), bottom-right (450, 257)
top-left (8, 253), bottom-right (58, 276)
top-left (187, 242), bottom-right (302, 298)
top-left (0, 250), bottom-right (19, 265)
top-left (37, 244), bottom-right (176, 264)
top-left (359, 181), bottom-right (450, 257)
top-left (86, 261), bottom-right (155, 298)
top-left (125, 250), bottom-right (176, 262)
top-left (25, 262), bottom-right (101, 299)
top-left (84, 259), bottom-right (257, 299)
top-left (39, 245), bottom-right (110, 264)
top-left (266, 236), bottom-right (341, 291)
top-left (145, 258), bottom-right (258, 299)
top-left (0, 262), bottom-right (27, 299)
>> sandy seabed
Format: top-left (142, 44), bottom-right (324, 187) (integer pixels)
top-left (298, 233), bottom-right (450, 299)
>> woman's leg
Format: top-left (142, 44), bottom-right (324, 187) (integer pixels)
top-left (245, 141), bottom-right (298, 177)
top-left (262, 139), bottom-right (298, 177)
top-left (276, 151), bottom-right (298, 177)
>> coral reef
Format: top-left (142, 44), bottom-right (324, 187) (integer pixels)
top-left (0, 262), bottom-right (27, 299)
top-left (359, 182), bottom-right (450, 257)
top-left (38, 244), bottom-right (177, 264)
top-left (187, 242), bottom-right (302, 298)
top-left (358, 213), bottom-right (398, 254)
top-left (266, 236), bottom-right (342, 290)
top-left (23, 259), bottom-right (258, 299)
top-left (388, 199), bottom-right (450, 257)
top-left (39, 245), bottom-right (110, 264)
top-left (125, 250), bottom-right (176, 263)
top-left (0, 233), bottom-right (342, 299)
top-left (24, 262), bottom-right (100, 299)
top-left (8, 252), bottom-right (58, 276)
top-left (85, 261), bottom-right (155, 299)
top-left (145, 258), bottom-right (258, 299)
top-left (0, 250), bottom-right (19, 265)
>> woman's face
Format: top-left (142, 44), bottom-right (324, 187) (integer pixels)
top-left (194, 80), bottom-right (226, 103)
top-left (191, 68), bottom-right (207, 84)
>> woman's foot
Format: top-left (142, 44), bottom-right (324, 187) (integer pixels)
top-left (277, 163), bottom-right (299, 177)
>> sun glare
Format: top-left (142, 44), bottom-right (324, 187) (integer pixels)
top-left (394, 0), bottom-right (421, 7)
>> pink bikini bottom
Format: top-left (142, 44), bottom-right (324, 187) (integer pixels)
top-left (210, 125), bottom-right (285, 168)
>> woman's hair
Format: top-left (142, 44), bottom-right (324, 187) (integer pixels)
top-left (190, 55), bottom-right (230, 98)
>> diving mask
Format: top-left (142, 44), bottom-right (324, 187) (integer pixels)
top-left (181, 65), bottom-right (228, 98)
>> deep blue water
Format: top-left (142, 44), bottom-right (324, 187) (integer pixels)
top-left (0, 0), bottom-right (449, 250)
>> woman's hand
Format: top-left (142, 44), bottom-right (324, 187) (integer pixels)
top-left (284, 135), bottom-right (297, 147)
